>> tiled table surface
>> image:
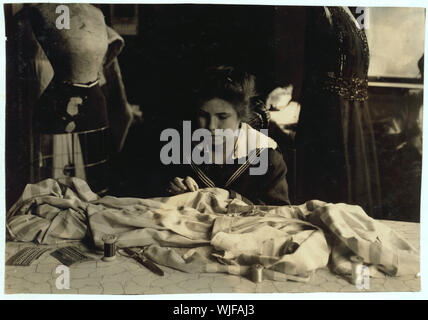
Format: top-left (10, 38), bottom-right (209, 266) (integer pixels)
top-left (4, 220), bottom-right (420, 295)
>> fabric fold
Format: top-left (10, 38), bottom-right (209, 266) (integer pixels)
top-left (6, 178), bottom-right (419, 280)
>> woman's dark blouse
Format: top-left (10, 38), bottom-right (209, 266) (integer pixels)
top-left (167, 148), bottom-right (290, 205)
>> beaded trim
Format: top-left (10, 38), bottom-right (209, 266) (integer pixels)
top-left (329, 6), bottom-right (370, 77)
top-left (321, 74), bottom-right (369, 101)
top-left (319, 7), bottom-right (370, 102)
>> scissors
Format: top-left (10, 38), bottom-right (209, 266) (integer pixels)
top-left (121, 247), bottom-right (164, 276)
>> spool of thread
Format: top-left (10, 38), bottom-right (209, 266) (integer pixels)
top-left (102, 234), bottom-right (117, 262)
top-left (251, 264), bottom-right (264, 283)
top-left (350, 255), bottom-right (364, 284)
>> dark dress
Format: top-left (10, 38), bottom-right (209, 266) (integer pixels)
top-left (296, 7), bottom-right (382, 217)
top-left (168, 147), bottom-right (290, 206)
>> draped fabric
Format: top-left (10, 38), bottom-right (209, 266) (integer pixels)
top-left (296, 7), bottom-right (382, 217)
top-left (6, 178), bottom-right (419, 281)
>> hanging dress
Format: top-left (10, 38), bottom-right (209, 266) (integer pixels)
top-left (296, 6), bottom-right (382, 217)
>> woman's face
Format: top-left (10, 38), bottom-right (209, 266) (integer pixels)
top-left (196, 98), bottom-right (240, 145)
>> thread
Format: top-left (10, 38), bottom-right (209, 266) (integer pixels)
top-left (102, 234), bottom-right (117, 262)
top-left (350, 255), bottom-right (364, 284)
top-left (251, 264), bottom-right (264, 283)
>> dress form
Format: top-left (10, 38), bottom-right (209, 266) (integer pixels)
top-left (30, 3), bottom-right (112, 194)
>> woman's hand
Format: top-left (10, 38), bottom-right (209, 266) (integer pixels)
top-left (167, 176), bottom-right (199, 195)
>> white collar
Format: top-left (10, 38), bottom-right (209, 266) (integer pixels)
top-left (192, 122), bottom-right (278, 160)
top-left (232, 122), bottom-right (277, 159)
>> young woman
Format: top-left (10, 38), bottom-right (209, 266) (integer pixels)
top-left (166, 66), bottom-right (290, 205)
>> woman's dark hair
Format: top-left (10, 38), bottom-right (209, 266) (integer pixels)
top-left (193, 66), bottom-right (257, 121)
